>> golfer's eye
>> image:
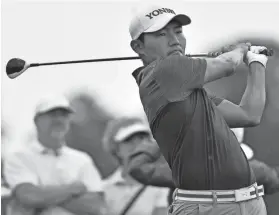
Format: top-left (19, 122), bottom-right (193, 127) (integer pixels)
top-left (175, 28), bottom-right (183, 34)
top-left (156, 31), bottom-right (166, 36)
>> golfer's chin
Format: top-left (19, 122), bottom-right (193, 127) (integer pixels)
top-left (167, 50), bottom-right (183, 56)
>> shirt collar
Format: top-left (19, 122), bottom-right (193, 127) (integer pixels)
top-left (31, 140), bottom-right (65, 157)
top-left (131, 59), bottom-right (160, 85)
top-left (132, 66), bottom-right (145, 85)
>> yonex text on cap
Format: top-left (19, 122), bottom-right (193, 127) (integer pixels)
top-left (129, 5), bottom-right (191, 40)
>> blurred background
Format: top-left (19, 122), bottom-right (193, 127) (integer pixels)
top-left (1, 0), bottom-right (279, 214)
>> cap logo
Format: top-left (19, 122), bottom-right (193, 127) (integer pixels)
top-left (145, 8), bottom-right (176, 19)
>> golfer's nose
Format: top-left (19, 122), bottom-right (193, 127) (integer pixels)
top-left (168, 32), bottom-right (180, 46)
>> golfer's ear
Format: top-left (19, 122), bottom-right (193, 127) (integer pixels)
top-left (130, 40), bottom-right (145, 55)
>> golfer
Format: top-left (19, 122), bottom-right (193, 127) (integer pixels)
top-left (129, 5), bottom-right (269, 215)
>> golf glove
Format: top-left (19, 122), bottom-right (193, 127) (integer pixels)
top-left (245, 46), bottom-right (268, 68)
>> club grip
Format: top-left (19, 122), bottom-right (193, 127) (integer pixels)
top-left (257, 48), bottom-right (274, 56)
top-left (210, 47), bottom-right (274, 58)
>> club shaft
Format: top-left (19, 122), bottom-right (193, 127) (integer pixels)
top-left (29, 54), bottom-right (208, 68)
top-left (30, 56), bottom-right (140, 67)
top-left (27, 48), bottom-right (274, 68)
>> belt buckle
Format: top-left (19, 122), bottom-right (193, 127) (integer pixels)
top-left (235, 188), bottom-right (251, 202)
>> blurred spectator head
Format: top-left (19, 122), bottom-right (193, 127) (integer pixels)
top-left (33, 95), bottom-right (74, 144)
top-left (102, 117), bottom-right (152, 164)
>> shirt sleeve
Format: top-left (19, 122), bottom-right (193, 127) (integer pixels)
top-left (206, 90), bottom-right (224, 106)
top-left (79, 156), bottom-right (104, 192)
top-left (4, 151), bottom-right (39, 189)
top-left (155, 55), bottom-right (207, 102)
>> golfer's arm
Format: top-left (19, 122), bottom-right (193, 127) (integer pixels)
top-left (14, 183), bottom-right (76, 208)
top-left (216, 62), bottom-right (266, 127)
top-left (129, 154), bottom-right (174, 188)
top-left (61, 192), bottom-right (109, 215)
top-left (238, 62), bottom-right (266, 124)
top-left (204, 48), bottom-right (244, 84)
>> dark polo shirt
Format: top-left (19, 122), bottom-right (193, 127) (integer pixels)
top-left (132, 55), bottom-right (255, 190)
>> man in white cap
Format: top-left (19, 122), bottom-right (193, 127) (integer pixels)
top-left (129, 4), bottom-right (269, 215)
top-left (4, 95), bottom-right (108, 215)
top-left (102, 117), bottom-right (169, 215)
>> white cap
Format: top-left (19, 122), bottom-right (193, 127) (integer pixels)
top-left (34, 95), bottom-right (74, 117)
top-left (114, 123), bottom-right (150, 142)
top-left (129, 5), bottom-right (191, 40)
top-left (102, 117), bottom-right (152, 154)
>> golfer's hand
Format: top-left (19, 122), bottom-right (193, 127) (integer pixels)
top-left (208, 42), bottom-right (251, 57)
top-left (68, 181), bottom-right (87, 196)
top-left (250, 46), bottom-right (268, 54)
top-left (244, 46), bottom-right (268, 68)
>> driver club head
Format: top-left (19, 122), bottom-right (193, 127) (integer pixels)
top-left (6, 58), bottom-right (30, 79)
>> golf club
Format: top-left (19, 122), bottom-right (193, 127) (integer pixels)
top-left (6, 48), bottom-right (274, 79)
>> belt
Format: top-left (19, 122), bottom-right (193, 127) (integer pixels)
top-left (174, 183), bottom-right (264, 203)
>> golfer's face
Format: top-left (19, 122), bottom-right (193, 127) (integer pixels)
top-left (144, 21), bottom-right (186, 60)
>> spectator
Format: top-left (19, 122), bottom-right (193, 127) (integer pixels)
top-left (102, 117), bottom-right (169, 215)
top-left (4, 94), bottom-right (108, 215)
